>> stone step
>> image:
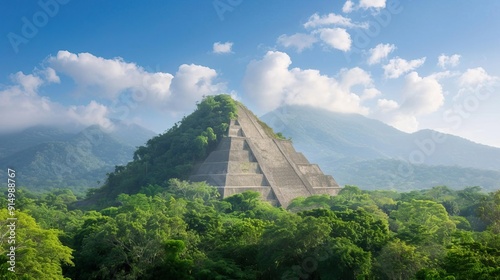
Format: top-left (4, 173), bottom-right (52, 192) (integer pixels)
top-left (228, 127), bottom-right (244, 137)
top-left (228, 162), bottom-right (262, 174)
top-left (196, 161), bottom-right (262, 175)
top-left (297, 164), bottom-right (322, 175)
top-left (228, 150), bottom-right (257, 162)
top-left (225, 174), bottom-right (270, 186)
top-left (277, 141), bottom-right (310, 164)
top-left (312, 187), bottom-right (342, 196)
top-left (291, 152), bottom-right (310, 164)
top-left (278, 187), bottom-right (313, 204)
top-left (205, 149), bottom-right (257, 162)
top-left (304, 174), bottom-right (339, 188)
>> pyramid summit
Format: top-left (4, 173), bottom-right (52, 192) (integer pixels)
top-left (190, 103), bottom-right (341, 208)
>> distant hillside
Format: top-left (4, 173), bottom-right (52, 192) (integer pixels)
top-left (261, 105), bottom-right (500, 191)
top-left (0, 122), bottom-right (156, 193)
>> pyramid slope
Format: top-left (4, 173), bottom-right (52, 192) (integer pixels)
top-left (190, 104), bottom-right (341, 208)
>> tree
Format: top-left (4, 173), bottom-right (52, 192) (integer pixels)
top-left (478, 190), bottom-right (500, 234)
top-left (374, 239), bottom-right (429, 280)
top-left (390, 200), bottom-right (456, 245)
top-left (0, 210), bottom-right (73, 279)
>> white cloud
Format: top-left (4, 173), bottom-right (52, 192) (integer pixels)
top-left (428, 70), bottom-right (458, 80)
top-left (359, 0), bottom-right (386, 10)
top-left (304, 12), bottom-right (368, 29)
top-left (277, 33), bottom-right (318, 52)
top-left (49, 51), bottom-right (226, 111)
top-left (339, 67), bottom-right (373, 91)
top-left (367, 43), bottom-right (396, 65)
top-left (49, 50), bottom-right (173, 99)
top-left (0, 51), bottom-right (229, 133)
top-left (400, 72), bottom-right (444, 115)
top-left (361, 88), bottom-right (381, 100)
top-left (0, 71), bottom-right (113, 133)
top-left (371, 72), bottom-right (444, 132)
top-left (383, 57), bottom-right (426, 79)
top-left (243, 51), bottom-right (373, 114)
top-left (459, 67), bottom-right (496, 87)
top-left (170, 64), bottom-right (223, 110)
top-left (437, 54), bottom-right (461, 69)
top-left (343, 0), bottom-right (355, 13)
top-left (10, 71), bottom-right (44, 95)
top-left (377, 98), bottom-right (399, 112)
top-left (67, 101), bottom-right (113, 129)
top-left (314, 28), bottom-right (352, 52)
top-left (343, 0), bottom-right (386, 13)
top-left (41, 67), bottom-right (60, 83)
top-left (384, 113), bottom-right (419, 132)
top-left (213, 41), bottom-right (233, 54)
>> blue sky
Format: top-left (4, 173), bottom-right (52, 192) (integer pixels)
top-left (1, 0), bottom-right (500, 147)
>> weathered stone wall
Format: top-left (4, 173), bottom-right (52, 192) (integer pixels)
top-left (190, 104), bottom-right (341, 208)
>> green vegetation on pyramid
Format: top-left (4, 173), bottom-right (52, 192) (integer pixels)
top-left (84, 94), bottom-right (238, 207)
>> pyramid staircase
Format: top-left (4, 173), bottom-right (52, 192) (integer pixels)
top-left (190, 105), bottom-right (341, 208)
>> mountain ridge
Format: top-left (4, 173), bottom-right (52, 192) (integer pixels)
top-left (0, 122), bottom-right (157, 193)
top-left (261, 105), bottom-right (500, 191)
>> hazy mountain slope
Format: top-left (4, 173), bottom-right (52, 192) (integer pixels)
top-left (0, 124), bottom-right (156, 192)
top-left (261, 105), bottom-right (500, 191)
top-left (0, 126), bottom-right (73, 158)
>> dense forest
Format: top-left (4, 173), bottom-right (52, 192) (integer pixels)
top-left (1, 95), bottom-right (499, 279)
top-left (0, 183), bottom-right (499, 279)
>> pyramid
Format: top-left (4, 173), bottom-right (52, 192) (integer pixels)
top-left (190, 104), bottom-right (341, 208)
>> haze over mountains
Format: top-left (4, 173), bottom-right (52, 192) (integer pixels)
top-left (261, 105), bottom-right (500, 192)
top-left (0, 121), bottom-right (156, 193)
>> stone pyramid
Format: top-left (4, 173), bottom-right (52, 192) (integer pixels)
top-left (190, 104), bottom-right (341, 208)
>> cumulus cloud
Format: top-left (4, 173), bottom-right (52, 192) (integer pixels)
top-left (343, 0), bottom-right (386, 13)
top-left (400, 72), bottom-right (444, 115)
top-left (437, 54), bottom-right (460, 69)
top-left (367, 43), bottom-right (396, 65)
top-left (49, 50), bottom-right (174, 100)
top-left (243, 51), bottom-right (374, 114)
top-left (0, 71), bottom-right (112, 133)
top-left (49, 50), bottom-right (226, 110)
top-left (359, 0), bottom-right (386, 10)
top-left (377, 98), bottom-right (399, 112)
top-left (361, 88), bottom-right (381, 100)
top-left (459, 67), bottom-right (496, 87)
top-left (342, 0), bottom-right (355, 13)
top-left (170, 64), bottom-right (223, 110)
top-left (213, 41), bottom-right (233, 54)
top-left (383, 57), bottom-right (426, 79)
top-left (41, 67), bottom-right (60, 83)
top-left (314, 28), bottom-right (352, 51)
top-left (304, 12), bottom-right (368, 29)
top-left (277, 33), bottom-right (317, 52)
top-left (0, 51), bottom-right (228, 133)
top-left (67, 101), bottom-right (113, 128)
top-left (371, 72), bottom-right (444, 132)
top-left (9, 71), bottom-right (44, 95)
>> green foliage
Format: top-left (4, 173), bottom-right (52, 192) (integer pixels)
top-left (0, 210), bottom-right (73, 279)
top-left (2, 181), bottom-right (500, 279)
top-left (83, 94), bottom-right (238, 208)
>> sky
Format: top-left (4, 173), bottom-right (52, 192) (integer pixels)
top-left (1, 0), bottom-right (500, 147)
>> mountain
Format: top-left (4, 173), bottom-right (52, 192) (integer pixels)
top-left (261, 105), bottom-right (500, 191)
top-left (0, 122), bottom-right (156, 193)
top-left (79, 94), bottom-right (239, 208)
top-left (0, 126), bottom-right (74, 158)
